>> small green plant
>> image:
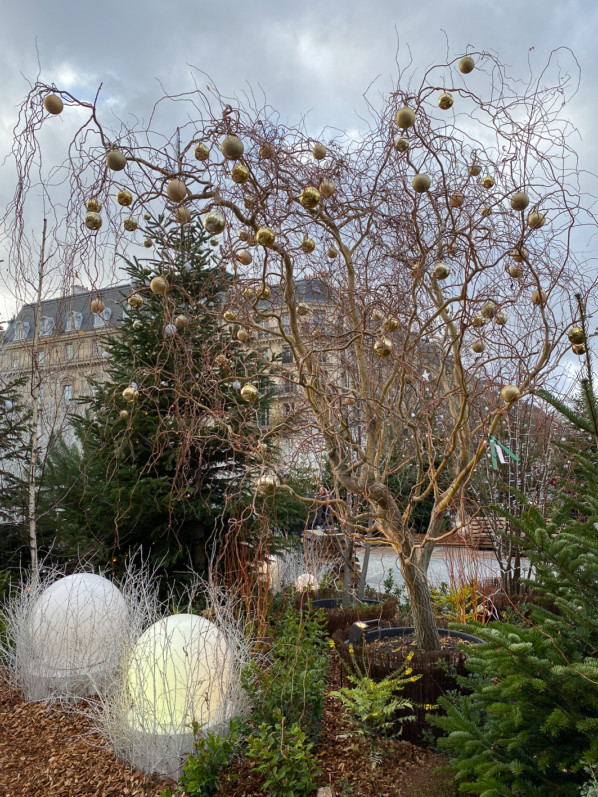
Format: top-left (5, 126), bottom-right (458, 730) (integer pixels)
top-left (164, 717), bottom-right (244, 796)
top-left (331, 646), bottom-right (420, 739)
top-left (246, 711), bottom-right (322, 797)
top-left (581, 764), bottom-right (598, 797)
top-left (381, 569), bottom-right (410, 612)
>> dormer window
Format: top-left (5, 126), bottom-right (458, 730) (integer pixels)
top-left (13, 321), bottom-right (30, 341)
top-left (93, 307), bottom-right (112, 328)
top-left (40, 316), bottom-right (55, 336)
top-left (65, 311), bottom-right (83, 333)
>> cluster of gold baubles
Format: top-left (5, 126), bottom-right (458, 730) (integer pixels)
top-left (568, 326), bottom-right (587, 355)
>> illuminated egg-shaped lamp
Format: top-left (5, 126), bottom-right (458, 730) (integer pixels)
top-left (87, 197), bottom-right (102, 213)
top-left (412, 173), bottom-right (431, 193)
top-left (150, 276), bottom-right (167, 295)
top-left (312, 142), bottom-right (327, 160)
top-left (25, 573), bottom-right (128, 700)
top-left (301, 236), bottom-right (315, 254)
top-left (221, 135), bottom-right (244, 160)
top-left (395, 106), bottom-right (415, 129)
top-left (256, 227), bottom-right (275, 247)
top-left (44, 93), bottom-right (64, 115)
top-left (320, 180), bottom-right (335, 198)
top-left (394, 136), bottom-right (409, 152)
top-left (438, 92), bottom-right (454, 110)
top-left (295, 573), bottom-right (317, 592)
top-left (194, 142), bottom-right (209, 161)
top-left (501, 384), bottom-right (520, 403)
top-left (459, 56), bottom-right (475, 74)
top-left (125, 614), bottom-right (232, 777)
top-left (106, 149), bottom-right (127, 171)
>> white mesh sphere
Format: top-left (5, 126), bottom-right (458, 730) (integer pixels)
top-left (29, 573), bottom-right (128, 675)
top-left (126, 614), bottom-right (232, 735)
top-left (295, 573), bottom-right (317, 591)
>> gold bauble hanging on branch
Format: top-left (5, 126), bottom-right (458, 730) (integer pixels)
top-left (44, 94), bottom-right (64, 114)
top-left (259, 142), bottom-right (276, 159)
top-left (174, 205), bottom-right (192, 224)
top-left (301, 236), bottom-right (315, 253)
top-left (572, 343), bottom-right (587, 355)
top-left (319, 180), bottom-right (335, 198)
top-left (242, 286), bottom-right (255, 301)
top-left (327, 246), bottom-right (338, 259)
top-left (203, 211), bottom-right (226, 235)
top-left (122, 386), bottom-right (139, 403)
top-left (256, 227), bottom-right (275, 247)
top-left (371, 309), bottom-right (384, 322)
top-left (123, 217), bottom-right (138, 232)
top-left (220, 135), bottom-right (244, 160)
top-left (450, 192), bottom-right (465, 208)
top-left (166, 179), bottom-right (187, 202)
top-left (128, 294), bottom-right (143, 308)
top-left (90, 298), bottom-right (105, 314)
top-left (223, 309), bottom-right (237, 322)
top-left (433, 261), bottom-right (450, 280)
top-left (231, 163), bottom-right (250, 184)
top-left (241, 383), bottom-right (259, 402)
top-left (374, 338), bottom-right (393, 357)
top-left (412, 174), bottom-right (431, 193)
top-left (395, 106), bottom-right (415, 128)
top-left (383, 316), bottom-right (399, 332)
top-left (508, 264), bottom-right (524, 278)
top-left (194, 142), bottom-right (209, 161)
top-left (481, 175), bottom-right (494, 189)
top-left (394, 136), bottom-right (409, 152)
top-left (459, 56), bottom-right (475, 74)
top-left (236, 329), bottom-right (249, 342)
top-left (568, 326), bottom-right (585, 345)
top-left (106, 150), bottom-right (127, 171)
top-left (510, 192), bottom-right (530, 211)
top-left (84, 212), bottom-right (102, 231)
top-left (501, 384), bottom-right (520, 403)
top-left (116, 189), bottom-right (133, 207)
top-left (472, 340), bottom-right (485, 353)
top-left (143, 239), bottom-right (153, 248)
top-left (481, 301), bottom-right (497, 319)
top-left (214, 354), bottom-right (229, 368)
top-left (237, 250), bottom-right (252, 265)
top-left (495, 312), bottom-right (508, 325)
top-left (86, 198), bottom-right (102, 212)
top-left (150, 276), bottom-right (167, 295)
top-left (481, 206), bottom-right (492, 218)
top-left (527, 211), bottom-right (546, 229)
top-left (119, 410), bottom-right (129, 420)
top-left (312, 143), bottom-right (327, 160)
top-left (257, 284), bottom-right (271, 300)
top-left (438, 92), bottom-right (454, 110)
top-left (175, 315), bottom-right (189, 330)
top-left (531, 289), bottom-right (548, 306)
top-left (469, 163), bottom-right (482, 176)
top-left (299, 186), bottom-right (320, 209)
top-left (472, 314), bottom-right (486, 328)
top-left (510, 247), bottom-right (528, 263)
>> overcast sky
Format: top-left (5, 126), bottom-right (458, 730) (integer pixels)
top-left (1, 0), bottom-right (597, 328)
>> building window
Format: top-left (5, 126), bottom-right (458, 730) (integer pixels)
top-left (13, 321), bottom-right (30, 341)
top-left (65, 343), bottom-right (74, 360)
top-left (12, 358), bottom-right (19, 369)
top-left (93, 307), bottom-right (112, 328)
top-left (63, 384), bottom-right (73, 403)
top-left (40, 316), bottom-right (55, 336)
top-left (258, 407), bottom-right (270, 427)
top-left (261, 348), bottom-right (269, 361)
top-left (281, 346), bottom-right (293, 364)
top-left (37, 350), bottom-right (45, 365)
top-left (65, 311), bottom-right (83, 333)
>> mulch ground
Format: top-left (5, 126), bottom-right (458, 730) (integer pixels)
top-left (0, 657), bottom-right (458, 796)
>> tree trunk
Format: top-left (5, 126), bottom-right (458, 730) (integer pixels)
top-left (400, 556), bottom-right (441, 651)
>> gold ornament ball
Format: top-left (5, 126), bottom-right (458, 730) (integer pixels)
top-left (106, 150), bottom-right (127, 171)
top-left (412, 173), bottom-right (431, 193)
top-left (383, 316), bottom-right (399, 332)
top-left (256, 227), bottom-right (276, 247)
top-left (231, 163), bottom-right (250, 184)
top-left (312, 143), bottom-right (327, 160)
top-left (175, 315), bottom-right (189, 330)
top-left (84, 212), bottom-right (102, 231)
top-left (469, 163), bottom-right (482, 176)
top-left (394, 136), bottom-right (409, 152)
top-left (119, 410), bottom-right (129, 420)
top-left (150, 276), bottom-right (167, 295)
top-left (123, 216), bottom-right (138, 232)
top-left (203, 211), bottom-right (226, 235)
top-left (459, 56), bottom-right (475, 74)
top-left (472, 340), bottom-right (485, 354)
top-left (568, 326), bottom-right (585, 345)
top-left (210, 237), bottom-right (218, 247)
top-left (297, 302), bottom-right (310, 316)
top-left (236, 329), bottom-right (249, 342)
top-left (472, 314), bottom-right (486, 328)
top-left (433, 261), bottom-right (450, 280)
top-left (495, 312), bottom-right (508, 325)
top-left (194, 142), bottom-right (209, 161)
top-left (223, 309), bottom-right (237, 322)
top-left (501, 384), bottom-right (520, 403)
top-left (128, 294), bottom-right (143, 308)
top-left (482, 175), bottom-right (494, 189)
top-left (257, 474), bottom-right (277, 494)
top-left (257, 284), bottom-right (271, 300)
top-left (242, 286), bottom-right (255, 301)
top-left (510, 247), bottom-right (528, 263)
top-left (44, 94), bottom-right (64, 114)
top-left (143, 213), bottom-right (151, 221)
top-left (450, 192), bottom-right (465, 208)
top-left (259, 142), bottom-right (276, 158)
top-left (214, 354), bottom-right (229, 368)
top-left (374, 338), bottom-right (393, 357)
top-left (220, 135), bottom-right (244, 160)
top-left (143, 238), bottom-right (153, 248)
top-left (90, 298), bottom-right (105, 314)
top-left (532, 289), bottom-right (548, 306)
top-left (166, 179), bottom-right (187, 202)
top-left (237, 250), bottom-right (252, 265)
top-left (301, 236), bottom-right (315, 254)
top-left (175, 205), bottom-right (192, 224)
top-left (116, 189), bottom-right (133, 207)
top-left (528, 211), bottom-right (546, 229)
top-left (371, 309), bottom-right (384, 322)
top-left (572, 343), bottom-right (587, 355)
top-left (510, 192), bottom-right (530, 211)
top-left (240, 383), bottom-right (259, 402)
top-left (481, 206), bottom-right (492, 218)
top-left (86, 197), bottom-right (102, 212)
top-left (319, 179), bottom-right (335, 198)
top-left (438, 92), bottom-right (454, 110)
top-left (508, 264), bottom-right (524, 278)
top-left (481, 301), bottom-right (497, 319)
top-left (327, 246), bottom-right (338, 259)
top-left (300, 186), bottom-right (320, 209)
top-left (395, 106), bottom-right (415, 128)
top-left (122, 386), bottom-right (139, 403)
